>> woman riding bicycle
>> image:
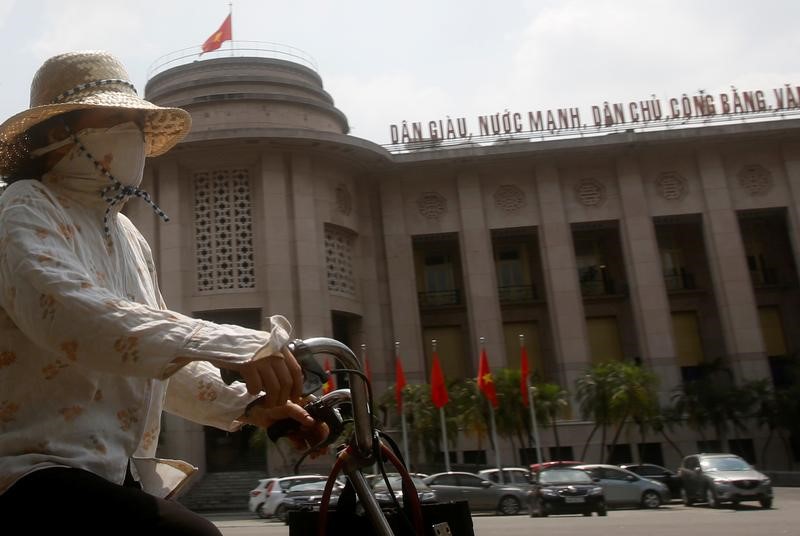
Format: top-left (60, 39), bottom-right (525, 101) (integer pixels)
top-left (0, 51), bottom-right (326, 535)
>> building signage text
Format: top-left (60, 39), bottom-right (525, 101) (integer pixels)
top-left (388, 84), bottom-right (800, 144)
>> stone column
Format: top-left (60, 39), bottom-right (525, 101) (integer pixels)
top-left (456, 171), bottom-right (505, 367)
top-left (380, 179), bottom-right (425, 383)
top-left (289, 153), bottom-right (329, 337)
top-left (780, 143), bottom-right (800, 279)
top-left (357, 184), bottom-right (391, 384)
top-left (696, 149), bottom-right (769, 380)
top-left (154, 158), bottom-right (187, 313)
top-left (258, 153), bottom-right (297, 323)
top-left (616, 155), bottom-right (681, 395)
top-left (533, 161), bottom-right (591, 392)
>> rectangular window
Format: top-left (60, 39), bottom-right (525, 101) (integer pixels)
top-left (549, 446), bottom-right (575, 461)
top-left (637, 443), bottom-right (665, 466)
top-left (759, 306), bottom-right (787, 357)
top-left (672, 311), bottom-right (704, 367)
top-left (586, 317), bottom-right (624, 363)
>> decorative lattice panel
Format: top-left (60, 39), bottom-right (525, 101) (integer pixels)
top-left (194, 169), bottom-right (255, 292)
top-left (325, 225), bottom-right (356, 297)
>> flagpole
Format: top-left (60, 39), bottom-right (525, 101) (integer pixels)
top-left (396, 341), bottom-right (410, 466)
top-left (481, 337), bottom-right (503, 481)
top-left (433, 339), bottom-right (450, 472)
top-left (228, 1), bottom-right (234, 57)
top-left (521, 335), bottom-right (543, 465)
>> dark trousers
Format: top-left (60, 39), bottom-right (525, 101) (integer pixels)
top-left (0, 466), bottom-right (221, 535)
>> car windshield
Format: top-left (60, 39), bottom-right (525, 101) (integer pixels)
top-left (373, 476), bottom-right (429, 491)
top-left (701, 457), bottom-right (751, 471)
top-left (539, 469), bottom-right (592, 484)
top-left (280, 476), bottom-right (326, 490)
top-left (288, 481), bottom-right (329, 492)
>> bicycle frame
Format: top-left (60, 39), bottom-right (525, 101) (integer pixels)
top-left (292, 337), bottom-right (424, 536)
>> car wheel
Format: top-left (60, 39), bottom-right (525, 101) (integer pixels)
top-left (274, 504), bottom-right (287, 523)
top-left (759, 497), bottom-right (773, 509)
top-left (681, 488), bottom-right (695, 506)
top-left (641, 490), bottom-right (661, 509)
top-left (498, 495), bottom-right (521, 516)
top-left (256, 503), bottom-right (268, 519)
top-left (705, 487), bottom-right (721, 508)
top-left (582, 509), bottom-right (592, 516)
top-left (597, 502), bottom-right (608, 517)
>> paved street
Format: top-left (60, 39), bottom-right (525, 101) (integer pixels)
top-left (207, 487), bottom-right (800, 535)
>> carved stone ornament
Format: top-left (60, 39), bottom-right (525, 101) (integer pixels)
top-left (575, 178), bottom-right (606, 207)
top-left (738, 164), bottom-right (772, 196)
top-left (494, 184), bottom-right (526, 213)
top-left (335, 183), bottom-right (352, 215)
top-left (417, 191), bottom-right (447, 221)
top-left (656, 171), bottom-right (688, 201)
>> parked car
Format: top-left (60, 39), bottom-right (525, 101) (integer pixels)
top-left (276, 479), bottom-right (343, 523)
top-left (423, 471), bottom-right (527, 515)
top-left (621, 463), bottom-right (682, 499)
top-left (247, 474), bottom-right (328, 518)
top-left (528, 467), bottom-right (607, 517)
top-left (477, 467), bottom-right (534, 490)
top-left (573, 464), bottom-right (669, 509)
top-left (529, 460), bottom-right (584, 473)
top-left (372, 475), bottom-right (438, 509)
top-left (678, 453), bottom-right (773, 508)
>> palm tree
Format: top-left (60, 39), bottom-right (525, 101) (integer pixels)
top-left (532, 382), bottom-right (569, 459)
top-left (575, 363), bottom-right (618, 461)
top-left (492, 368), bottom-right (528, 464)
top-left (606, 362), bottom-right (659, 463)
top-left (669, 358), bottom-right (746, 452)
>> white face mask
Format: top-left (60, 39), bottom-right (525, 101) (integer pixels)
top-left (43, 121), bottom-right (146, 188)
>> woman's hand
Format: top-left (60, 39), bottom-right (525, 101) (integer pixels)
top-left (239, 399), bottom-right (330, 456)
top-left (221, 347), bottom-right (304, 407)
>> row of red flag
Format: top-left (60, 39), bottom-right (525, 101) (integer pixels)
top-left (321, 344), bottom-right (533, 410)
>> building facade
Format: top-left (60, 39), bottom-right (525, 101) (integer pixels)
top-left (137, 53), bottom-right (800, 476)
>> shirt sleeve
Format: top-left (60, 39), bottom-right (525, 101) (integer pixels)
top-left (0, 183), bottom-right (291, 380)
top-left (164, 359), bottom-right (256, 431)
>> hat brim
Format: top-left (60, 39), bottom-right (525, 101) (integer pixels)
top-left (0, 95), bottom-right (191, 167)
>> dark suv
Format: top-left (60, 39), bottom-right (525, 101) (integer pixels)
top-left (678, 453), bottom-right (773, 508)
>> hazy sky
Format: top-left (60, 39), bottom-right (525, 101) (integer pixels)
top-left (0, 0), bottom-right (799, 145)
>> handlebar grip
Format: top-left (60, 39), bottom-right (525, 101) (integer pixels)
top-left (266, 418), bottom-right (302, 443)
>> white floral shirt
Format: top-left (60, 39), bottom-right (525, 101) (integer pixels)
top-left (0, 177), bottom-right (290, 497)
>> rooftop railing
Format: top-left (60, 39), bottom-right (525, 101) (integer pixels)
top-left (147, 41), bottom-right (318, 80)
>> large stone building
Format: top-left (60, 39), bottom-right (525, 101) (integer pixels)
top-left (136, 49), bottom-right (800, 477)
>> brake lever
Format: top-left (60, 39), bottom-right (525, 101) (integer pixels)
top-left (219, 339), bottom-right (328, 397)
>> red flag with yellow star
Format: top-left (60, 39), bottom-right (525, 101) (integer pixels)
top-left (477, 348), bottom-right (498, 409)
top-left (201, 13), bottom-right (232, 54)
top-left (322, 356), bottom-right (335, 394)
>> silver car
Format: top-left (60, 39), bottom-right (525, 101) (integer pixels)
top-left (678, 453), bottom-right (773, 508)
top-left (573, 464), bottom-right (670, 508)
top-left (477, 467), bottom-right (534, 491)
top-left (423, 471), bottom-right (527, 515)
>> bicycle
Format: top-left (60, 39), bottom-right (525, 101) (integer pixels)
top-left (223, 337), bottom-right (472, 535)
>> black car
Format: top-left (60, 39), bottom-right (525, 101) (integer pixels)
top-left (528, 468), bottom-right (607, 517)
top-left (621, 463), bottom-right (682, 499)
top-left (277, 480), bottom-right (343, 523)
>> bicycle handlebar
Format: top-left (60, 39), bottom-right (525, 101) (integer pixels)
top-left (225, 337), bottom-right (422, 535)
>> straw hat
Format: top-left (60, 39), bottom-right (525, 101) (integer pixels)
top-left (0, 50), bottom-right (191, 174)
